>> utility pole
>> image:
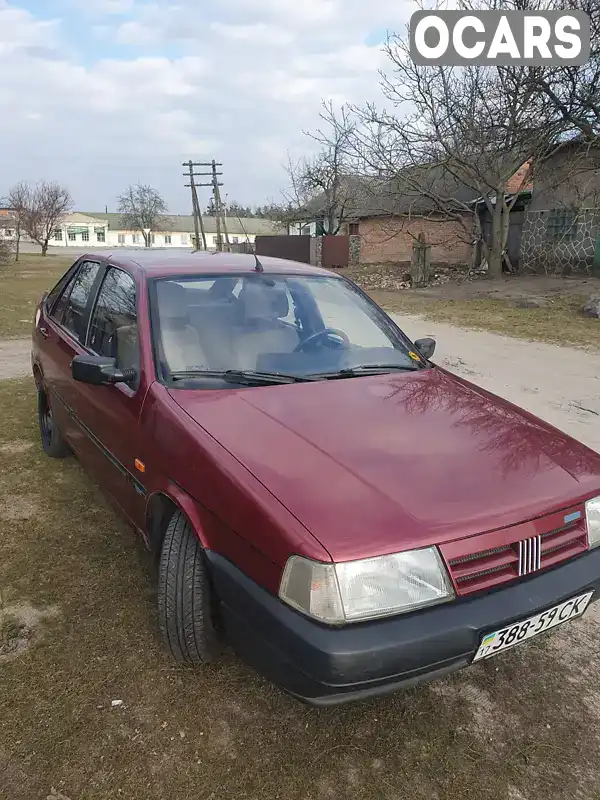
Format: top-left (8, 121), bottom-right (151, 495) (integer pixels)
top-left (211, 160), bottom-right (231, 251)
top-left (182, 160), bottom-right (229, 252)
top-left (183, 160), bottom-right (207, 251)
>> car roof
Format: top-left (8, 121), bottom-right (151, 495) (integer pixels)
top-left (80, 250), bottom-right (335, 279)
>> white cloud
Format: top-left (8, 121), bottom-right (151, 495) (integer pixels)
top-left (230, 0), bottom-right (341, 26)
top-left (0, 2), bottom-right (60, 54)
top-left (210, 21), bottom-right (294, 46)
top-left (67, 0), bottom-right (134, 13)
top-left (0, 0), bottom-right (415, 209)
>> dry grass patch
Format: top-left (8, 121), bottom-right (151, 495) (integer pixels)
top-left (337, 263), bottom-right (600, 350)
top-left (372, 291), bottom-right (600, 351)
top-left (1, 377), bottom-right (600, 799)
top-left (0, 255), bottom-right (72, 338)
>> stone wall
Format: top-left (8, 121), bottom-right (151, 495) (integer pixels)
top-left (520, 208), bottom-right (600, 274)
top-left (310, 236), bottom-right (323, 267)
top-left (348, 235), bottom-right (361, 266)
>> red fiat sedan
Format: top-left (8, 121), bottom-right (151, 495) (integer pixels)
top-left (32, 251), bottom-right (600, 705)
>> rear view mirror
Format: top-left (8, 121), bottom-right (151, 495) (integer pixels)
top-left (71, 355), bottom-right (135, 386)
top-left (414, 337), bottom-right (436, 360)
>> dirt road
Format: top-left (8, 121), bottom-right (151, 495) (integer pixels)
top-left (393, 313), bottom-right (600, 453)
top-left (0, 338), bottom-right (31, 381)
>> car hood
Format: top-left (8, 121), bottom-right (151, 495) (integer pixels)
top-left (169, 369), bottom-right (600, 562)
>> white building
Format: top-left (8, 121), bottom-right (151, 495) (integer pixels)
top-left (49, 212), bottom-right (283, 249)
top-left (0, 213), bottom-right (18, 241)
top-left (52, 212), bottom-right (109, 246)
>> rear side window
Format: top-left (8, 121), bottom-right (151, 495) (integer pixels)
top-left (88, 268), bottom-right (138, 385)
top-left (53, 261), bottom-right (101, 341)
top-left (50, 269), bottom-right (79, 323)
top-left (45, 265), bottom-right (78, 314)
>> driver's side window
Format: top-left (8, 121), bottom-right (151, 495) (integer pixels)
top-left (87, 267), bottom-right (139, 387)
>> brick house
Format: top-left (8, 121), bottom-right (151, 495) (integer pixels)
top-left (297, 169), bottom-right (480, 266)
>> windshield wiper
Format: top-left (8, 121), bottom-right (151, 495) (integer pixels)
top-left (170, 369), bottom-right (319, 386)
top-left (317, 364), bottom-right (421, 380)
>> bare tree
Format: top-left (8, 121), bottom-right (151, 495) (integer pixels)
top-left (6, 182), bottom-right (30, 262)
top-left (284, 103), bottom-right (359, 235)
top-left (8, 181), bottom-right (72, 257)
top-left (525, 0), bottom-right (600, 141)
top-left (347, 33), bottom-right (563, 277)
top-left (117, 184), bottom-right (169, 247)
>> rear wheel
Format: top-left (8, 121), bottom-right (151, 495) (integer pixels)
top-left (37, 388), bottom-right (70, 458)
top-left (157, 510), bottom-right (223, 664)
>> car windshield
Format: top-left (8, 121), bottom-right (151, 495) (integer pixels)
top-left (151, 273), bottom-right (421, 383)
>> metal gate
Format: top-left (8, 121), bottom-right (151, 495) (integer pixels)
top-left (255, 235), bottom-right (311, 263)
top-left (322, 236), bottom-right (349, 269)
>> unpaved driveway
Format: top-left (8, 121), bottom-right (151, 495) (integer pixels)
top-left (393, 314), bottom-right (600, 453)
top-left (0, 338), bottom-right (31, 380)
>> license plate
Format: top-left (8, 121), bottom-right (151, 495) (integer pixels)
top-left (473, 591), bottom-right (594, 663)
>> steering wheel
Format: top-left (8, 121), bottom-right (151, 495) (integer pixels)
top-left (294, 328), bottom-right (350, 352)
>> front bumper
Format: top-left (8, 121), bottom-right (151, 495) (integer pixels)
top-left (206, 548), bottom-right (600, 706)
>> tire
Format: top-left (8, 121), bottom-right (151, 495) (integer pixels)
top-left (37, 388), bottom-right (70, 459)
top-left (158, 510), bottom-right (223, 664)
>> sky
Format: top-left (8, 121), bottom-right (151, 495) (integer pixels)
top-left (0, 0), bottom-right (415, 213)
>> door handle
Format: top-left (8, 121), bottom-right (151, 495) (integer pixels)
top-left (39, 327), bottom-right (49, 339)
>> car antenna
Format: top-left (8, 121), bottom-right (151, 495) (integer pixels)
top-left (235, 213), bottom-right (263, 272)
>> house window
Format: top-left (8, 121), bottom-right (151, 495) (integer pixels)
top-left (132, 234), bottom-right (140, 244)
top-left (212, 236), bottom-right (220, 246)
top-left (54, 229), bottom-right (63, 241)
top-left (4, 228), bottom-right (13, 237)
top-left (181, 234), bottom-right (188, 245)
top-left (118, 234), bottom-right (126, 245)
top-left (546, 209), bottom-right (577, 241)
top-left (348, 223), bottom-right (360, 235)
top-left (164, 235), bottom-right (172, 245)
top-left (81, 230), bottom-right (90, 242)
top-left (96, 230), bottom-right (105, 243)
top-left (150, 234), bottom-right (156, 245)
top-left (68, 232), bottom-right (77, 241)
top-left (232, 236), bottom-right (239, 244)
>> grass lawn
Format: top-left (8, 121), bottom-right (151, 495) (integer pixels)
top-left (0, 255), bottom-right (72, 338)
top-left (372, 291), bottom-right (600, 351)
top-left (2, 378), bottom-right (600, 799)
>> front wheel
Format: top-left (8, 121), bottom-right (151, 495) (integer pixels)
top-left (37, 388), bottom-right (70, 458)
top-left (157, 511), bottom-right (223, 664)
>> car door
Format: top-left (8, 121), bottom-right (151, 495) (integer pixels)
top-left (37, 259), bottom-right (105, 460)
top-left (71, 266), bottom-right (148, 531)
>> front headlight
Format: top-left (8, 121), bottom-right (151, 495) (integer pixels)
top-left (279, 547), bottom-right (455, 625)
top-left (586, 496), bottom-right (600, 549)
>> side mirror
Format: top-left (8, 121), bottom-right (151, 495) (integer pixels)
top-left (71, 355), bottom-right (135, 386)
top-left (414, 337), bottom-right (436, 360)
